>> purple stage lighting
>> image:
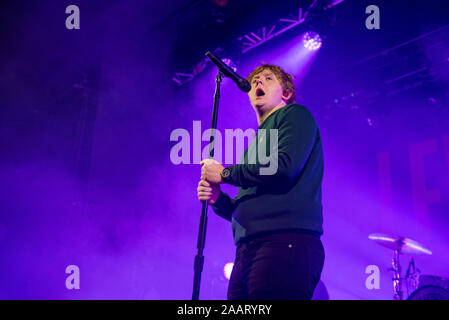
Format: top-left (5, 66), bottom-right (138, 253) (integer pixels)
top-left (302, 31), bottom-right (322, 51)
top-left (223, 262), bottom-right (234, 280)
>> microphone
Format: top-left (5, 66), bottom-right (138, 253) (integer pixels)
top-left (205, 51), bottom-right (251, 92)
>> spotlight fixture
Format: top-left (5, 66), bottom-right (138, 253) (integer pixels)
top-left (303, 31), bottom-right (322, 51)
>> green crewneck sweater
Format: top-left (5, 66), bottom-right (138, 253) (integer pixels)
top-left (211, 104), bottom-right (324, 245)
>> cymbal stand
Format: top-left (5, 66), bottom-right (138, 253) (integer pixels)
top-left (391, 249), bottom-right (403, 300)
top-left (405, 258), bottom-right (420, 298)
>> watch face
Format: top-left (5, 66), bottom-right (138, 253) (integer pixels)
top-left (222, 168), bottom-right (230, 178)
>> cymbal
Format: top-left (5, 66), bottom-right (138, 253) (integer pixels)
top-left (368, 233), bottom-right (432, 255)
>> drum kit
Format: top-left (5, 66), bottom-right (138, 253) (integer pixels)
top-left (369, 233), bottom-right (449, 300)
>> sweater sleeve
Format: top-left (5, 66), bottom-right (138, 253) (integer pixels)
top-left (224, 106), bottom-right (318, 189)
top-left (210, 191), bottom-right (237, 222)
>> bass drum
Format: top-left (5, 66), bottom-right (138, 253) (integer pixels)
top-left (418, 275), bottom-right (449, 290)
top-left (408, 285), bottom-right (449, 300)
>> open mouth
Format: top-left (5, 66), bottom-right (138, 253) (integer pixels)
top-left (256, 88), bottom-right (265, 97)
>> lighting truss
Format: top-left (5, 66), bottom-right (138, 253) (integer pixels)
top-left (172, 0), bottom-right (344, 86)
top-left (238, 1), bottom-right (317, 54)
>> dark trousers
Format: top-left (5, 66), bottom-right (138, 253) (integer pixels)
top-left (227, 231), bottom-right (325, 300)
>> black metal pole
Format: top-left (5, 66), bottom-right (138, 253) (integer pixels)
top-left (192, 70), bottom-right (222, 300)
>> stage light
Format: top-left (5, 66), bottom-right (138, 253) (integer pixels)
top-left (223, 262), bottom-right (234, 280)
top-left (302, 31), bottom-right (322, 51)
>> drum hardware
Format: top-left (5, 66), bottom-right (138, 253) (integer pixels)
top-left (388, 249), bottom-right (403, 300)
top-left (404, 258), bottom-right (420, 297)
top-left (368, 233), bottom-right (432, 300)
top-left (407, 285), bottom-right (449, 300)
top-left (407, 274), bottom-right (449, 300)
top-left (417, 275), bottom-right (449, 290)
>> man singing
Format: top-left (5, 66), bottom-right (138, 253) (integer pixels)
top-left (197, 64), bottom-right (324, 300)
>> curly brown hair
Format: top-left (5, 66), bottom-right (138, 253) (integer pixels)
top-left (247, 64), bottom-right (296, 104)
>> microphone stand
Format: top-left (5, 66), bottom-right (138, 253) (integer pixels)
top-left (192, 70), bottom-right (222, 300)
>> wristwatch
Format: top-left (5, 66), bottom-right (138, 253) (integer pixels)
top-left (220, 167), bottom-right (231, 182)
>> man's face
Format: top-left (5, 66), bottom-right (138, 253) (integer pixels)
top-left (248, 69), bottom-right (286, 110)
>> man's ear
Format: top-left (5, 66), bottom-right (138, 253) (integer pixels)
top-left (282, 90), bottom-right (293, 102)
